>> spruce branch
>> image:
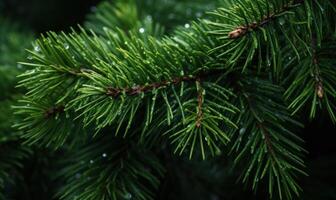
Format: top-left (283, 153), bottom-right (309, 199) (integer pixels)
top-left (195, 79), bottom-right (204, 128)
top-left (284, 1), bottom-right (336, 123)
top-left (228, 0), bottom-right (304, 39)
top-left (56, 136), bottom-right (164, 200)
top-left (13, 97), bottom-right (85, 149)
top-left (231, 76), bottom-right (306, 200)
top-left (11, 0), bottom-right (336, 199)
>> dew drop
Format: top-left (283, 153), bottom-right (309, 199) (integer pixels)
top-left (124, 193), bottom-right (132, 199)
top-left (34, 45), bottom-right (40, 52)
top-left (267, 60), bottom-right (271, 66)
top-left (17, 63), bottom-right (22, 69)
top-left (102, 153), bottom-right (107, 158)
top-left (139, 27), bottom-right (145, 33)
top-left (64, 43), bottom-right (69, 50)
top-left (279, 17), bottom-right (285, 26)
top-left (184, 23), bottom-right (190, 29)
top-left (239, 128), bottom-right (246, 135)
top-left (89, 160), bottom-right (94, 164)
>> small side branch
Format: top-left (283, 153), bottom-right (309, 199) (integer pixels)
top-left (107, 76), bottom-right (197, 97)
top-left (257, 123), bottom-right (276, 157)
top-left (229, 0), bottom-right (304, 39)
top-left (106, 69), bottom-right (224, 98)
top-left (311, 35), bottom-right (324, 99)
top-left (196, 79), bottom-right (204, 128)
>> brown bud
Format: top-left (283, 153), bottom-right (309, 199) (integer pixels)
top-left (228, 27), bottom-right (247, 39)
top-left (316, 82), bottom-right (324, 99)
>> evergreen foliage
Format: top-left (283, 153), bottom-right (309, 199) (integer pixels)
top-left (0, 19), bottom-right (33, 199)
top-left (0, 0), bottom-right (335, 199)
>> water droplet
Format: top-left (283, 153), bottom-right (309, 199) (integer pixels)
top-left (27, 55), bottom-right (33, 60)
top-left (139, 27), bottom-right (145, 33)
top-left (90, 160), bottom-right (94, 164)
top-left (184, 23), bottom-right (190, 29)
top-left (267, 60), bottom-right (271, 66)
top-left (124, 193), bottom-right (132, 199)
top-left (196, 12), bottom-right (202, 18)
top-left (107, 41), bottom-right (112, 45)
top-left (34, 45), bottom-right (40, 52)
top-left (239, 128), bottom-right (246, 135)
top-left (17, 63), bottom-right (22, 69)
top-left (102, 153), bottom-right (107, 158)
top-left (64, 43), bottom-right (69, 50)
top-left (215, 148), bottom-right (222, 155)
top-left (279, 17), bottom-right (285, 26)
top-left (103, 26), bottom-right (108, 31)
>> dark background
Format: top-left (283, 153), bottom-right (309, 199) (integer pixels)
top-left (1, 0), bottom-right (336, 199)
top-left (0, 0), bottom-right (100, 32)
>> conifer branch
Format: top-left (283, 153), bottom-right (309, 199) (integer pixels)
top-left (105, 69), bottom-right (223, 98)
top-left (311, 35), bottom-right (324, 99)
top-left (195, 79), bottom-right (204, 128)
top-left (228, 0), bottom-right (305, 39)
top-left (257, 123), bottom-right (275, 157)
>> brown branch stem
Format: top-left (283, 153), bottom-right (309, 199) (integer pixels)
top-left (311, 34), bottom-right (324, 99)
top-left (196, 79), bottom-right (204, 128)
top-left (106, 69), bottom-right (224, 98)
top-left (228, 0), bottom-right (304, 39)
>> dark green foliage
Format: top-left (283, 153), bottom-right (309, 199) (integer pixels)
top-left (231, 76), bottom-right (306, 199)
top-left (0, 0), bottom-right (335, 199)
top-left (56, 136), bottom-right (164, 200)
top-left (0, 19), bottom-right (33, 200)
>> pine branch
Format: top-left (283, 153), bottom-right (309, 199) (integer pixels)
top-left (11, 0), bottom-right (336, 199)
top-left (284, 1), bottom-right (336, 123)
top-left (230, 76), bottom-right (306, 200)
top-left (195, 79), bottom-right (204, 128)
top-left (228, 0), bottom-right (304, 39)
top-left (13, 97), bottom-right (85, 149)
top-left (55, 136), bottom-right (164, 200)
